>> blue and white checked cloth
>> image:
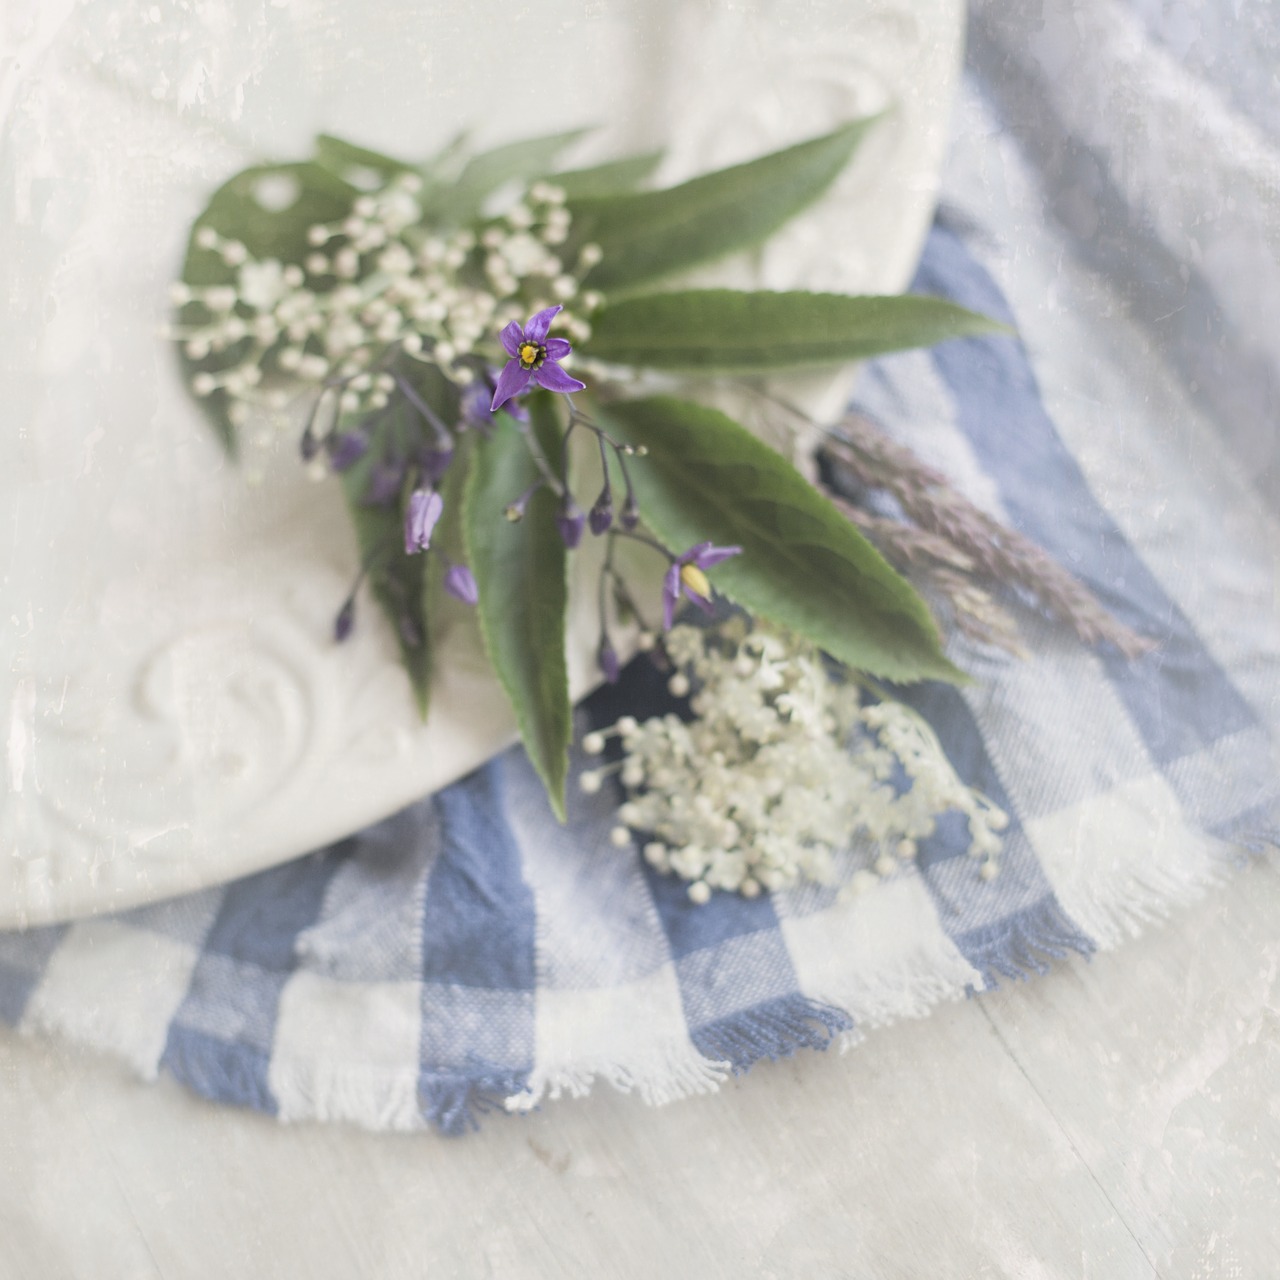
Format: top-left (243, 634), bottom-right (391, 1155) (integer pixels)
top-left (2, 90), bottom-right (1278, 1135)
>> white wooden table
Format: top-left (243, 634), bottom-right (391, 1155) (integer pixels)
top-left (2, 854), bottom-right (1275, 1279)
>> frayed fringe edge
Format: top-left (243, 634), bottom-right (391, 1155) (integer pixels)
top-left (11, 829), bottom-right (1277, 1134)
top-left (693, 994), bottom-right (854, 1072)
top-left (508, 1038), bottom-right (731, 1114)
top-left (956, 895), bottom-right (1097, 989)
top-left (830, 942), bottom-right (983, 1051)
top-left (509, 995), bottom-right (853, 1116)
top-left (1056, 819), bottom-right (1279, 954)
top-left (273, 1062), bottom-right (533, 1135)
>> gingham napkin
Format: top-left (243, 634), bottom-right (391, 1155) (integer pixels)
top-left (3, 88), bottom-right (1277, 1134)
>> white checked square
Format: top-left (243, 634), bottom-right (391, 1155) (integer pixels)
top-left (780, 874), bottom-right (981, 1023)
top-left (1026, 772), bottom-right (1219, 949)
top-left (964, 616), bottom-right (1158, 820)
top-left (24, 918), bottom-right (203, 1077)
top-left (270, 973), bottom-right (423, 1127)
top-left (528, 964), bottom-right (718, 1105)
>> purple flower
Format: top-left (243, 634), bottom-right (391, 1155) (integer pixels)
top-left (490, 305), bottom-right (586, 412)
top-left (661, 541), bottom-right (742, 629)
top-left (443, 563), bottom-right (479, 606)
top-left (404, 488), bottom-right (444, 554)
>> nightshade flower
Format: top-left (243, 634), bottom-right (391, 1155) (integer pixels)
top-left (489, 304), bottom-right (585, 411)
top-left (404, 488), bottom-right (443, 554)
top-left (662, 542), bottom-right (742, 629)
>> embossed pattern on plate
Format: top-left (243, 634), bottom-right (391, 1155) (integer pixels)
top-left (0, 0), bottom-right (962, 926)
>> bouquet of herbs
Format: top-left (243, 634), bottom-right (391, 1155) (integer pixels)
top-left (170, 120), bottom-right (1138, 901)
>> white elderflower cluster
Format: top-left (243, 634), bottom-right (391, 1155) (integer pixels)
top-left (169, 174), bottom-right (603, 430)
top-left (582, 620), bottom-right (1008, 904)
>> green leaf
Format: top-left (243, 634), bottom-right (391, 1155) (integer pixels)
top-left (337, 413), bottom-right (433, 716)
top-left (313, 134), bottom-right (415, 185)
top-left (425, 428), bottom-right (474, 637)
top-left (184, 161), bottom-right (356, 280)
top-left (426, 128), bottom-right (591, 225)
top-left (583, 290), bottom-right (1008, 370)
top-left (315, 131), bottom-right (477, 206)
top-left (552, 150), bottom-right (663, 199)
top-left (463, 395), bottom-right (572, 818)
top-left (566, 116), bottom-right (879, 293)
top-left (598, 396), bottom-right (965, 684)
top-left (179, 160), bottom-right (357, 454)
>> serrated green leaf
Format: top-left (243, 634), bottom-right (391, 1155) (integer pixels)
top-left (584, 290), bottom-right (1008, 370)
top-left (426, 128), bottom-right (591, 225)
top-left (178, 161), bottom-right (357, 454)
top-left (463, 395), bottom-right (572, 818)
top-left (566, 117), bottom-right (879, 293)
top-left (337, 407), bottom-right (433, 716)
top-left (552, 150), bottom-right (663, 199)
top-left (598, 396), bottom-right (964, 684)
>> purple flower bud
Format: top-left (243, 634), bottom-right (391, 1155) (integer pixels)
top-left (459, 382), bottom-right (495, 432)
top-left (333, 597), bottom-right (356, 643)
top-left (328, 432), bottom-right (368, 472)
top-left (461, 381), bottom-right (528, 434)
top-left (363, 460), bottom-right (405, 507)
top-left (556, 499), bottom-right (586, 549)
top-left (620, 493), bottom-right (640, 531)
top-left (443, 563), bottom-right (479, 606)
top-left (598, 635), bottom-right (620, 684)
top-left (419, 447), bottom-right (454, 485)
top-left (404, 488), bottom-right (444, 554)
top-left (505, 480), bottom-right (543, 522)
top-left (588, 492), bottom-right (613, 536)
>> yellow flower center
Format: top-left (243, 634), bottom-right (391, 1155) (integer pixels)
top-left (519, 342), bottom-right (541, 367)
top-left (679, 563), bottom-right (711, 599)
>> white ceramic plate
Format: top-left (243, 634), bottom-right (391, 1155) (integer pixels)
top-left (0, 0), bottom-right (963, 926)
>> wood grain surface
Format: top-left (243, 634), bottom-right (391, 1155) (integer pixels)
top-left (1, 856), bottom-right (1275, 1279)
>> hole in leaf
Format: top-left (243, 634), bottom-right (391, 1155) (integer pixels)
top-left (345, 165), bottom-right (383, 192)
top-left (252, 173), bottom-right (301, 212)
